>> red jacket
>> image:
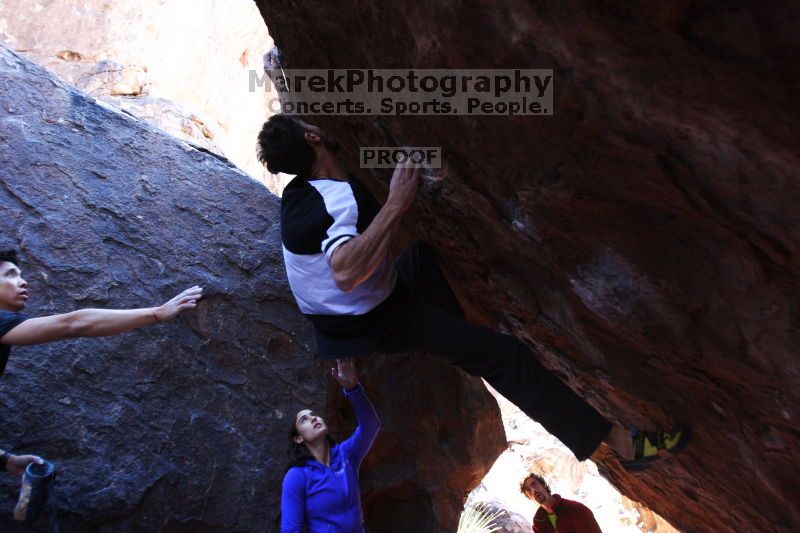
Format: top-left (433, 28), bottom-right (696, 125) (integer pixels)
top-left (532, 495), bottom-right (603, 533)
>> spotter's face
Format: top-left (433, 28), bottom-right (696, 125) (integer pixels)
top-left (523, 478), bottom-right (550, 505)
top-left (0, 262), bottom-right (27, 312)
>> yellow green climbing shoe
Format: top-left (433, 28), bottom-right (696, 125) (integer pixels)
top-left (622, 424), bottom-right (691, 471)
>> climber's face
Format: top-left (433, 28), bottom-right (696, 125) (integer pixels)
top-left (293, 409), bottom-right (329, 444)
top-left (523, 477), bottom-right (550, 505)
top-left (299, 120), bottom-right (341, 155)
top-left (0, 261), bottom-right (28, 312)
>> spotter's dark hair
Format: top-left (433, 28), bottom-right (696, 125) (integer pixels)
top-left (520, 473), bottom-right (551, 495)
top-left (0, 249), bottom-right (18, 265)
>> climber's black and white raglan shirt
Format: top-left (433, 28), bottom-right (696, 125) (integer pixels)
top-left (281, 177), bottom-right (616, 462)
top-left (281, 175), bottom-right (397, 358)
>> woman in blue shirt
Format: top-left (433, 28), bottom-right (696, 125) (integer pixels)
top-left (281, 358), bottom-right (380, 532)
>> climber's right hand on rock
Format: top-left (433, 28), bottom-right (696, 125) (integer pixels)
top-left (387, 160), bottom-right (420, 212)
top-left (265, 46), bottom-right (282, 71)
top-left (154, 286), bottom-right (204, 322)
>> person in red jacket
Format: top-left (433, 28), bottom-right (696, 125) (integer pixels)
top-left (521, 473), bottom-right (602, 533)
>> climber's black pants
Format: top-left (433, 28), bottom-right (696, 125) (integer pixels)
top-left (376, 242), bottom-right (612, 461)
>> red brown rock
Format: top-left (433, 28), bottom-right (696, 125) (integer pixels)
top-left (256, 2), bottom-right (800, 531)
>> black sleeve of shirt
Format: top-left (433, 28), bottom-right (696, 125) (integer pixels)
top-left (280, 180), bottom-right (334, 255)
top-left (0, 311), bottom-right (26, 342)
top-left (348, 176), bottom-right (381, 234)
top-left (0, 311), bottom-right (27, 378)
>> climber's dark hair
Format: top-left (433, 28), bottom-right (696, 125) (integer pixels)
top-left (285, 409), bottom-right (337, 472)
top-left (0, 249), bottom-right (18, 266)
top-left (520, 473), bottom-right (551, 495)
top-left (256, 114), bottom-right (315, 177)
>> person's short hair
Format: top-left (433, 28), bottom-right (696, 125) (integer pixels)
top-left (0, 249), bottom-right (18, 265)
top-left (520, 472), bottom-right (551, 496)
top-left (256, 115), bottom-right (315, 176)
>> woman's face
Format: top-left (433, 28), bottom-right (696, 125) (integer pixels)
top-left (294, 409), bottom-right (329, 444)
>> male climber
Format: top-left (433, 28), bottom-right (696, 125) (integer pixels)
top-left (256, 114), bottom-right (689, 470)
top-left (0, 248), bottom-right (203, 476)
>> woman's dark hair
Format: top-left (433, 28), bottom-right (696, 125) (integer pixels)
top-left (520, 473), bottom-right (551, 495)
top-left (256, 115), bottom-right (315, 176)
top-left (286, 411), bottom-right (337, 472)
top-left (0, 249), bottom-right (18, 265)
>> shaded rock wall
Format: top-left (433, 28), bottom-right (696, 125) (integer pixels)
top-left (0, 44), bottom-right (503, 531)
top-left (256, 1), bottom-right (800, 531)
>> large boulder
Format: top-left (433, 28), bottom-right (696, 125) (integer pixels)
top-left (0, 44), bottom-right (503, 531)
top-left (256, 1), bottom-right (800, 531)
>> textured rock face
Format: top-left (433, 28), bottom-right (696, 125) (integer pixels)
top-left (257, 2), bottom-right (800, 531)
top-left (0, 45), bottom-right (503, 531)
top-left (0, 0), bottom-right (279, 187)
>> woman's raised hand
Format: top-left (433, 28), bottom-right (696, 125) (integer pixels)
top-left (331, 357), bottom-right (358, 390)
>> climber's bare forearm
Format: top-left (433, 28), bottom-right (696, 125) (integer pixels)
top-left (331, 161), bottom-right (419, 292)
top-left (330, 200), bottom-right (404, 292)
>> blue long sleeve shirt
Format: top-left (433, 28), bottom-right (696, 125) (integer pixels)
top-left (280, 383), bottom-right (380, 533)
